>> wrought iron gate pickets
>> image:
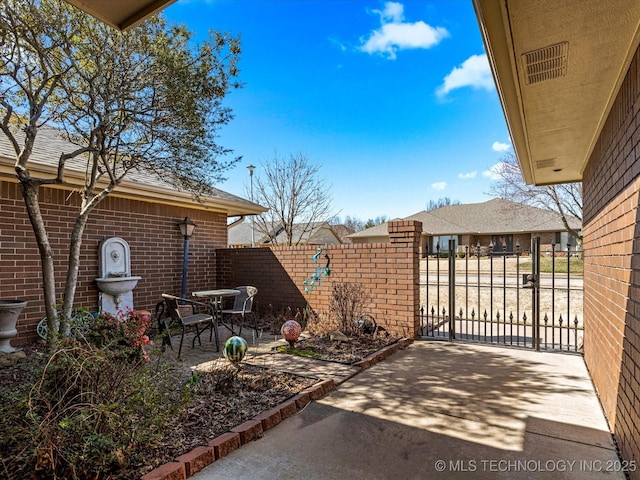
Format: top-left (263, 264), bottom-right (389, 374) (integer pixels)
top-left (420, 236), bottom-right (583, 353)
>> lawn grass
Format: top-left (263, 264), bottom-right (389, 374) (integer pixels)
top-left (520, 256), bottom-right (583, 275)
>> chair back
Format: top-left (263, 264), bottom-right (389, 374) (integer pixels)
top-left (232, 286), bottom-right (258, 313)
top-left (161, 294), bottom-right (190, 322)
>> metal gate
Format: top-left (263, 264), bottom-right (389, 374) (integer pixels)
top-left (420, 237), bottom-right (583, 353)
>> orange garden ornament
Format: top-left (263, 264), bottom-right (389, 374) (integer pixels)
top-left (281, 320), bottom-right (302, 348)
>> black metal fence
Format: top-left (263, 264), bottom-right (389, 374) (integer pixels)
top-left (420, 237), bottom-right (583, 353)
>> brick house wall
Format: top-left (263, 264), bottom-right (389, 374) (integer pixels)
top-left (217, 220), bottom-right (422, 338)
top-left (582, 46), bottom-right (640, 473)
top-left (0, 179), bottom-right (228, 344)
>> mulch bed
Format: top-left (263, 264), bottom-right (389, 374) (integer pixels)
top-left (278, 334), bottom-right (401, 364)
top-left (135, 363), bottom-right (316, 479)
top-left (1, 333), bottom-right (403, 479)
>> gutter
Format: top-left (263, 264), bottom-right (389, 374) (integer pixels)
top-left (227, 215), bottom-right (246, 229)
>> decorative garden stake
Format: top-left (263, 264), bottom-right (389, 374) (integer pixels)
top-left (281, 320), bottom-right (302, 348)
top-left (303, 247), bottom-right (330, 293)
top-left (302, 248), bottom-right (331, 323)
top-left (223, 336), bottom-right (248, 365)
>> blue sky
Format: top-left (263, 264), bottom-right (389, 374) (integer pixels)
top-left (163, 0), bottom-right (511, 221)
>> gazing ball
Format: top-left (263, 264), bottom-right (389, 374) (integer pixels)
top-left (281, 320), bottom-right (302, 347)
top-left (223, 336), bottom-right (248, 364)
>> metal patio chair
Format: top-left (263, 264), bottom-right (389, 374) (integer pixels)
top-left (221, 286), bottom-right (258, 336)
top-left (161, 294), bottom-right (220, 358)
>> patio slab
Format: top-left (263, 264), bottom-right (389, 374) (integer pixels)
top-left (190, 341), bottom-right (623, 480)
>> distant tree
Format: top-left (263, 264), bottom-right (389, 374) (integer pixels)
top-left (425, 197), bottom-right (461, 212)
top-left (253, 152), bottom-right (333, 246)
top-left (488, 152), bottom-right (582, 242)
top-left (330, 215), bottom-right (365, 232)
top-left (330, 215), bottom-right (387, 231)
top-left (364, 216), bottom-right (388, 229)
top-left (0, 0), bottom-right (240, 345)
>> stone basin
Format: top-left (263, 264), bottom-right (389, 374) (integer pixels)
top-left (95, 276), bottom-right (141, 296)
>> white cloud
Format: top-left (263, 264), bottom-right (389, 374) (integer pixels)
top-left (374, 1), bottom-right (404, 23)
top-left (359, 2), bottom-right (449, 60)
top-left (458, 171), bottom-right (477, 179)
top-left (436, 54), bottom-right (494, 98)
top-left (431, 181), bottom-right (447, 191)
top-left (492, 141), bottom-right (510, 152)
top-left (482, 162), bottom-right (505, 180)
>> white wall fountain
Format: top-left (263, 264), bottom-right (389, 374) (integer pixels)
top-left (96, 237), bottom-right (141, 316)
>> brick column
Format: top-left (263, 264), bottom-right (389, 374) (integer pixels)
top-left (387, 220), bottom-right (422, 338)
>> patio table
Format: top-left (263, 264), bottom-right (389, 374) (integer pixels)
top-left (192, 289), bottom-right (240, 334)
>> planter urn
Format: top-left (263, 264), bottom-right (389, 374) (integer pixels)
top-left (0, 300), bottom-right (28, 353)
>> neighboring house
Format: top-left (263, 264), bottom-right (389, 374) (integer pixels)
top-left (349, 199), bottom-right (581, 256)
top-left (474, 0), bottom-right (640, 471)
top-left (0, 126), bottom-right (265, 341)
top-left (228, 220), bottom-right (344, 247)
top-left (329, 224), bottom-right (355, 244)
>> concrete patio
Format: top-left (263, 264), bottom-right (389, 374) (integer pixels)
top-left (189, 341), bottom-right (624, 479)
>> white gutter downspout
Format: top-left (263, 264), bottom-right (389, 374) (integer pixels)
top-left (227, 215), bottom-right (246, 229)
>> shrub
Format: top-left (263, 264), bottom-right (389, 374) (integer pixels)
top-left (88, 309), bottom-right (153, 362)
top-left (328, 282), bottom-right (371, 335)
top-left (0, 313), bottom-right (191, 480)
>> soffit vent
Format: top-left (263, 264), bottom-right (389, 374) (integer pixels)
top-left (522, 42), bottom-right (569, 85)
top-left (536, 158), bottom-right (557, 169)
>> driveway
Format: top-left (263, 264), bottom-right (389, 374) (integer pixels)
top-left (191, 341), bottom-right (623, 479)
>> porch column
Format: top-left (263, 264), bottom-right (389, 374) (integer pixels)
top-left (387, 220), bottom-right (422, 338)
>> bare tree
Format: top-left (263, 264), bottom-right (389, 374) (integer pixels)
top-left (0, 0), bottom-right (240, 344)
top-left (488, 152), bottom-right (582, 241)
top-left (330, 215), bottom-right (387, 232)
top-left (425, 197), bottom-right (461, 212)
top-left (252, 152), bottom-right (333, 246)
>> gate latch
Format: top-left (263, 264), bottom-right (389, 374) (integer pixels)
top-left (522, 274), bottom-right (538, 289)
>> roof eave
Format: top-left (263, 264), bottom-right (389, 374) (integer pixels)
top-left (63, 0), bottom-right (177, 31)
top-left (0, 162), bottom-right (266, 217)
top-left (472, 0), bottom-right (534, 184)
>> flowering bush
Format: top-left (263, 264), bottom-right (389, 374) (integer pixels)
top-left (89, 309), bottom-right (153, 362)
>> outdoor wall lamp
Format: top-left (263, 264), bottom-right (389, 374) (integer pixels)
top-left (178, 216), bottom-right (197, 238)
top-left (178, 216), bottom-right (197, 299)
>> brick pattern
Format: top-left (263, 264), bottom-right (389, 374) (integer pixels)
top-left (582, 46), bottom-right (640, 477)
top-left (0, 180), bottom-right (227, 343)
top-left (216, 220), bottom-right (422, 338)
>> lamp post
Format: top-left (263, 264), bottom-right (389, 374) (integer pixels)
top-left (178, 216), bottom-right (197, 299)
top-left (247, 164), bottom-right (255, 247)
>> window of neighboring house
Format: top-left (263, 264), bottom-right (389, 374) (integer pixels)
top-left (491, 234), bottom-right (514, 254)
top-left (554, 231), bottom-right (580, 251)
top-left (430, 235), bottom-right (461, 254)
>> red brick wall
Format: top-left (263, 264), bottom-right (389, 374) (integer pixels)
top-left (0, 180), bottom-right (227, 344)
top-left (582, 46), bottom-right (640, 475)
top-left (217, 220), bottom-right (422, 338)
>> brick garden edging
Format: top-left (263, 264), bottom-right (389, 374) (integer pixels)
top-left (141, 338), bottom-right (413, 480)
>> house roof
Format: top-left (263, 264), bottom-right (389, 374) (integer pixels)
top-left (62, 0), bottom-right (176, 31)
top-left (268, 222), bottom-right (339, 245)
top-left (349, 199), bottom-right (581, 238)
top-left (473, 0), bottom-right (640, 185)
top-left (229, 221), bottom-right (342, 246)
top-left (330, 224), bottom-right (355, 243)
top-left (0, 125), bottom-right (266, 217)
top-left (228, 222), bottom-right (256, 246)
